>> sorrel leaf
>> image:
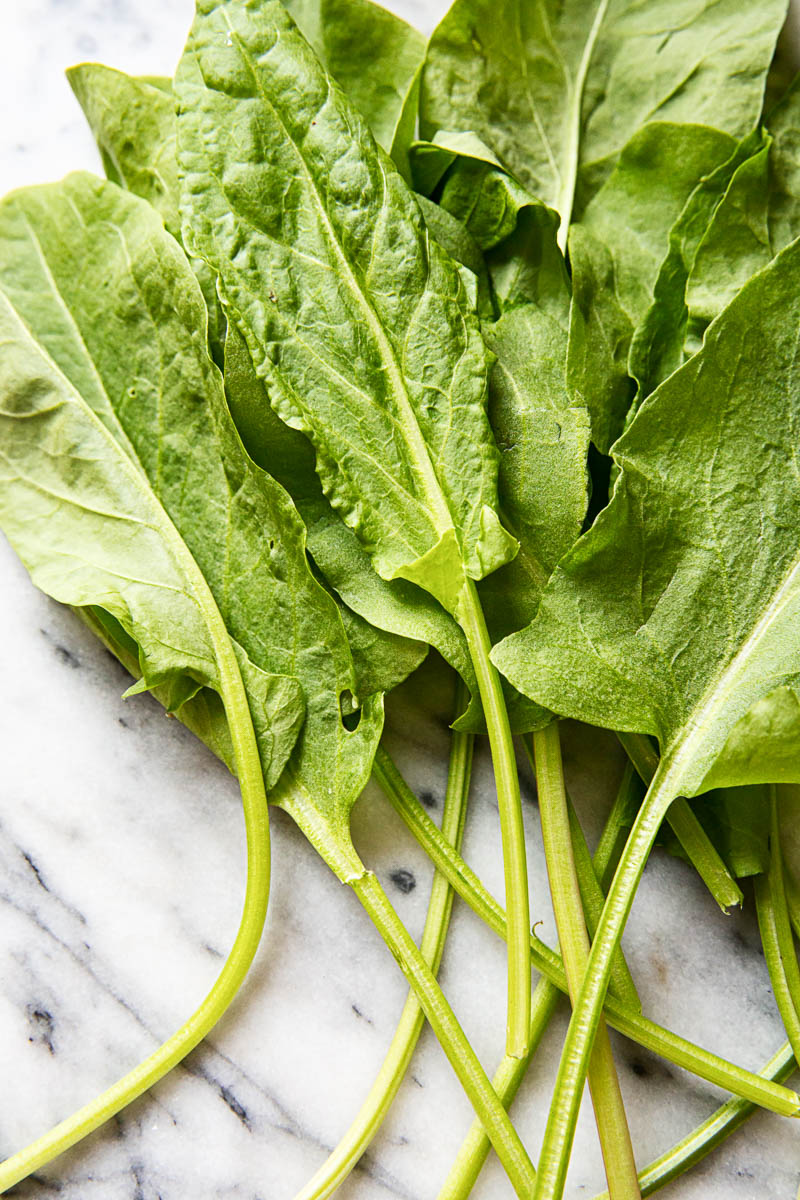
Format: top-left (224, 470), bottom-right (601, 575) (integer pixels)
top-left (0, 175), bottom-right (306, 789)
top-left (176, 0), bottom-right (516, 619)
top-left (495, 239), bottom-right (800, 793)
top-left (420, 0), bottom-right (787, 231)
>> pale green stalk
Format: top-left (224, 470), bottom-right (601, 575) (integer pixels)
top-left (438, 743), bottom-right (641, 1199)
top-left (377, 763), bottom-right (799, 1118)
top-left (294, 686), bottom-right (473, 1200)
top-left (533, 722), bottom-right (640, 1199)
top-left (0, 620), bottom-right (270, 1194)
top-left (617, 733), bottom-right (742, 910)
top-left (460, 578), bottom-right (532, 1057)
top-left (593, 1042), bottom-right (795, 1198)
top-left (755, 786), bottom-right (800, 1066)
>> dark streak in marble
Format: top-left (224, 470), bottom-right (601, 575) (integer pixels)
top-left (27, 1004), bottom-right (56, 1054)
top-left (351, 1002), bottom-right (373, 1024)
top-left (418, 789), bottom-right (437, 810)
top-left (219, 1085), bottom-right (250, 1129)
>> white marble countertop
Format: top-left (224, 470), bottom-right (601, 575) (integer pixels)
top-left (2, 3), bottom-right (800, 1198)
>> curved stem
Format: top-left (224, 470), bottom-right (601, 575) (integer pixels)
top-left (294, 689), bottom-right (473, 1200)
top-left (459, 578), bottom-right (531, 1057)
top-left (376, 759), bottom-right (800, 1118)
top-left (0, 631), bottom-right (270, 1194)
top-left (755, 786), bottom-right (800, 1065)
top-left (534, 723), bottom-right (640, 1199)
top-left (593, 1041), bottom-right (796, 1198)
top-left (350, 870), bottom-right (536, 1195)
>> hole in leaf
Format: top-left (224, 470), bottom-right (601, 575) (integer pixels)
top-left (339, 689), bottom-right (361, 731)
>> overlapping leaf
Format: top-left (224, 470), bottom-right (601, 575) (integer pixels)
top-left (0, 174), bottom-right (382, 830)
top-left (494, 238), bottom-right (800, 798)
top-left (176, 0), bottom-right (516, 620)
top-left (421, 0), bottom-right (787, 229)
top-left (0, 174), bottom-right (307, 788)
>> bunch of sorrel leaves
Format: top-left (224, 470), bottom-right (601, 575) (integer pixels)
top-left (4, 0), bottom-right (800, 1194)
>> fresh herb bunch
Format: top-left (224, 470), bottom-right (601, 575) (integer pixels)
top-left (2, 0), bottom-right (800, 1196)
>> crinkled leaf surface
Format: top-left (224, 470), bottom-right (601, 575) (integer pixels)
top-left (410, 131), bottom-right (568, 313)
top-left (67, 63), bottom-right (226, 363)
top-left (68, 58), bottom-right (429, 711)
top-left (494, 239), bottom-right (800, 799)
top-left (0, 174), bottom-right (307, 788)
top-left (177, 0), bottom-right (515, 619)
top-left (420, 0), bottom-right (786, 228)
top-left (0, 174), bottom-right (383, 838)
top-left (282, 0), bottom-right (424, 171)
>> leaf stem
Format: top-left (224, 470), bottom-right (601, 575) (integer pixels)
top-left (458, 577), bottom-right (531, 1057)
top-left (349, 869), bottom-right (537, 1195)
top-left (593, 1041), bottom-right (796, 1198)
top-left (437, 753), bottom-right (644, 1199)
top-left (533, 722), bottom-right (640, 1199)
top-left (293, 688), bottom-right (473, 1200)
top-left (376, 759), bottom-right (799, 1116)
top-left (617, 733), bottom-right (742, 911)
top-left (0, 630), bottom-right (270, 1194)
top-left (755, 785), bottom-right (800, 1065)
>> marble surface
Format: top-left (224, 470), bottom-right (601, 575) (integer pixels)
top-left (2, 2), bottom-right (800, 1198)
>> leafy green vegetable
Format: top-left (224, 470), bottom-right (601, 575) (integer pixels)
top-left (177, 0), bottom-right (537, 1067)
top-left (282, 0), bottom-right (424, 175)
top-left (0, 173), bottom-right (307, 787)
top-left (494, 237), bottom-right (800, 1196)
top-left (421, 0), bottom-right (787, 233)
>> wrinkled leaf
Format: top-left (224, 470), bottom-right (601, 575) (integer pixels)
top-left (421, 0), bottom-right (786, 228)
top-left (0, 175), bottom-right (309, 788)
top-left (494, 239), bottom-right (800, 799)
top-left (282, 0), bottom-right (424, 175)
top-left (177, 0), bottom-right (516, 621)
top-left (67, 63), bottom-right (226, 363)
top-left (0, 174), bottom-right (385, 832)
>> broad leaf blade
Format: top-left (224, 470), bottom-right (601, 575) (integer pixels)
top-left (494, 238), bottom-right (800, 798)
top-left (282, 0), bottom-right (424, 164)
top-left (0, 173), bottom-right (387, 802)
top-left (176, 0), bottom-right (515, 617)
top-left (421, 0), bottom-right (786, 226)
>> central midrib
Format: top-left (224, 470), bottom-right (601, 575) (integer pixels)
top-left (219, 12), bottom-right (459, 548)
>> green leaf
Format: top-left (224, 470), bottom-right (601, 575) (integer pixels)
top-left (410, 131), bottom-right (569, 313)
top-left (281, 0), bottom-right (424, 174)
top-left (567, 122), bottom-right (739, 449)
top-left (494, 237), bottom-right (800, 799)
top-left (0, 175), bottom-right (307, 789)
top-left (67, 63), bottom-right (226, 364)
top-left (700, 688), bottom-right (800, 791)
top-left (177, 0), bottom-right (516, 620)
top-left (420, 0), bottom-right (786, 231)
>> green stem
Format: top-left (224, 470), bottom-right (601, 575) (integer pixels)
top-left (376, 759), bottom-right (799, 1117)
top-left (593, 1042), bottom-right (796, 1198)
top-left (755, 786), bottom-right (800, 1066)
top-left (0, 630), bottom-right (270, 1194)
top-left (533, 723), bottom-right (640, 1199)
top-left (594, 762), bottom-right (643, 894)
top-left (438, 753), bottom-right (646, 1200)
top-left (617, 733), bottom-right (742, 911)
top-left (294, 692), bottom-right (473, 1200)
top-left (459, 578), bottom-right (531, 1057)
top-left (350, 868), bottom-right (536, 1195)
top-left (438, 979), bottom-right (560, 1200)
top-left (521, 739), bottom-right (640, 1011)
